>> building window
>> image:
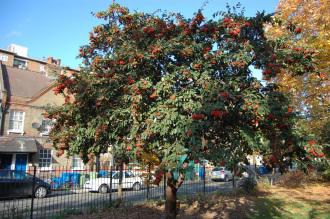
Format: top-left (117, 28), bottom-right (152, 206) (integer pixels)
top-left (8, 110), bottom-right (25, 133)
top-left (40, 119), bottom-right (52, 136)
top-left (39, 149), bottom-right (52, 169)
top-left (13, 58), bottom-right (27, 69)
top-left (72, 155), bottom-right (84, 170)
top-left (0, 54), bottom-right (8, 62)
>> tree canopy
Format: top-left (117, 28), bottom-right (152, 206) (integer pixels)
top-left (267, 0), bottom-right (330, 141)
top-left (47, 4), bottom-right (316, 170)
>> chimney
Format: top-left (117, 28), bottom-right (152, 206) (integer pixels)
top-left (47, 57), bottom-right (61, 66)
top-left (56, 59), bottom-right (61, 66)
top-left (47, 57), bottom-right (54, 64)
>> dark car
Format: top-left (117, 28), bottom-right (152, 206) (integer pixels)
top-left (0, 170), bottom-right (51, 199)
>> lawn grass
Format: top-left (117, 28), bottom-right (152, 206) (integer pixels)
top-left (248, 183), bottom-right (330, 219)
top-left (249, 195), bottom-right (330, 219)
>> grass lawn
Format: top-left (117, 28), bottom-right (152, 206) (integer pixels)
top-left (65, 182), bottom-right (330, 219)
top-left (247, 183), bottom-right (330, 219)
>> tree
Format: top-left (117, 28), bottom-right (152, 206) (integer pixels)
top-left (47, 4), bottom-right (315, 218)
top-left (267, 0), bottom-right (330, 140)
top-left (259, 85), bottom-right (310, 173)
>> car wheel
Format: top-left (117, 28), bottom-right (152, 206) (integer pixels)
top-left (98, 184), bottom-right (109, 194)
top-left (132, 182), bottom-right (141, 191)
top-left (224, 176), bottom-right (229, 182)
top-left (35, 186), bottom-right (47, 198)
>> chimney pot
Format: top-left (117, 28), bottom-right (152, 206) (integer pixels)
top-left (47, 57), bottom-right (53, 64)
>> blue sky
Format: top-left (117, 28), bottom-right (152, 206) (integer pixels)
top-left (0, 0), bottom-right (278, 72)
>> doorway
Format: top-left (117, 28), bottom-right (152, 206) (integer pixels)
top-left (0, 154), bottom-right (13, 169)
top-left (15, 154), bottom-right (27, 171)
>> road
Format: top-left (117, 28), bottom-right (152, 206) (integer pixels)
top-left (0, 179), bottom-right (237, 219)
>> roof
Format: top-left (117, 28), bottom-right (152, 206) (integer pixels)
top-left (1, 64), bottom-right (53, 99)
top-left (0, 137), bottom-right (37, 153)
top-left (0, 48), bottom-right (47, 64)
top-left (0, 49), bottom-right (15, 55)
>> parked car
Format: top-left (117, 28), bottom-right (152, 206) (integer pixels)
top-left (211, 166), bottom-right (233, 182)
top-left (0, 170), bottom-right (51, 198)
top-left (84, 171), bottom-right (143, 193)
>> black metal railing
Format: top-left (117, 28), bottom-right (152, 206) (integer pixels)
top-left (0, 164), bottom-right (239, 219)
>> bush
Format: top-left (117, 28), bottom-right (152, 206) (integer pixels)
top-left (277, 171), bottom-right (307, 188)
top-left (239, 177), bottom-right (257, 193)
top-left (257, 177), bottom-right (272, 190)
top-left (321, 169), bottom-right (330, 181)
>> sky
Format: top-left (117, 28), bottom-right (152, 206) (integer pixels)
top-left (0, 0), bottom-right (279, 73)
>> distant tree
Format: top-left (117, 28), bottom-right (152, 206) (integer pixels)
top-left (267, 0), bottom-right (330, 140)
top-left (47, 4), bottom-right (315, 218)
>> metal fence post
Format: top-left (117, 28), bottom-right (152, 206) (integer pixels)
top-left (147, 164), bottom-right (150, 199)
top-left (203, 165), bottom-right (206, 195)
top-left (30, 165), bottom-right (36, 219)
top-left (163, 172), bottom-right (166, 200)
top-left (109, 166), bottom-right (113, 205)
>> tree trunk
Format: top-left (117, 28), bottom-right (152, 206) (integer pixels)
top-left (165, 185), bottom-right (177, 219)
top-left (118, 161), bottom-right (124, 201)
top-left (95, 155), bottom-right (100, 172)
top-left (271, 167), bottom-right (275, 186)
top-left (165, 171), bottom-right (184, 219)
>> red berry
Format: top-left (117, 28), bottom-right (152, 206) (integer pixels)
top-left (295, 27), bottom-right (302, 34)
top-left (219, 92), bottom-right (230, 99)
top-left (211, 110), bottom-right (222, 118)
top-left (262, 69), bottom-right (272, 75)
top-left (244, 21), bottom-right (251, 27)
top-left (192, 114), bottom-right (205, 120)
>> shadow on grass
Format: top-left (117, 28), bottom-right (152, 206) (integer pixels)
top-left (245, 196), bottom-right (291, 219)
top-left (175, 189), bottom-right (292, 219)
top-left (63, 185), bottom-right (330, 219)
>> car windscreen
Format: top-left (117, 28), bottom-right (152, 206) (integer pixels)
top-left (112, 172), bottom-right (120, 179)
top-left (102, 171), bottom-right (114, 178)
top-left (0, 170), bottom-right (32, 180)
top-left (212, 167), bottom-right (225, 171)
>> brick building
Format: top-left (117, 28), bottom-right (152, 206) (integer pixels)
top-left (0, 45), bottom-right (112, 171)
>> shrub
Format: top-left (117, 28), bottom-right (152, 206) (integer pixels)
top-left (257, 177), bottom-right (272, 191)
top-left (321, 169), bottom-right (330, 181)
top-left (277, 171), bottom-right (307, 188)
top-left (239, 177), bottom-right (257, 193)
